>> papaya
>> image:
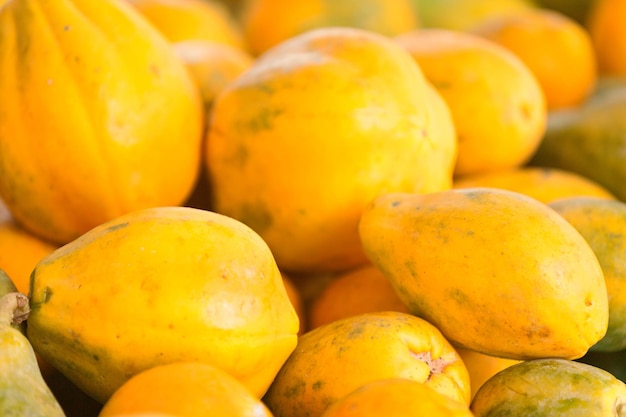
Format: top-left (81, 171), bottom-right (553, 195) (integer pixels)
top-left (549, 197), bottom-right (626, 352)
top-left (0, 292), bottom-right (66, 417)
top-left (470, 358), bottom-right (626, 416)
top-left (358, 188), bottom-right (609, 360)
top-left (263, 311), bottom-right (471, 417)
top-left (0, 0), bottom-right (204, 245)
top-left (26, 206), bottom-right (299, 403)
top-left (529, 86), bottom-right (626, 202)
top-left (206, 27), bottom-right (457, 273)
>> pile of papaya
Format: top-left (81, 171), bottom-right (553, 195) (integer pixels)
top-left (1, 0), bottom-right (625, 416)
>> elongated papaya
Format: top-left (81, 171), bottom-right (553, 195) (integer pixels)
top-left (0, 292), bottom-right (66, 417)
top-left (358, 188), bottom-right (609, 360)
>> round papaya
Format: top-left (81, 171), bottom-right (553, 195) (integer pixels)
top-left (205, 27), bottom-right (457, 274)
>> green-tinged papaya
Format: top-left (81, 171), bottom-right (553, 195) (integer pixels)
top-left (549, 197), bottom-right (626, 352)
top-left (529, 86), bottom-right (626, 201)
top-left (0, 292), bottom-right (66, 417)
top-left (471, 358), bottom-right (626, 417)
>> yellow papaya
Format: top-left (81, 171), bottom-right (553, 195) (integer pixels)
top-left (453, 166), bottom-right (616, 203)
top-left (0, 0), bottom-right (203, 245)
top-left (26, 206), bottom-right (299, 403)
top-left (358, 188), bottom-right (608, 360)
top-left (206, 27), bottom-right (457, 273)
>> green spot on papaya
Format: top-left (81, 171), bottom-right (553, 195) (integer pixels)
top-left (449, 288), bottom-right (469, 306)
top-left (42, 286), bottom-right (52, 303)
top-left (312, 380), bottom-right (325, 391)
top-left (347, 323), bottom-right (365, 339)
top-left (284, 378), bottom-right (306, 399)
top-left (104, 222), bottom-right (130, 234)
top-left (246, 107), bottom-right (284, 133)
top-left (239, 203), bottom-right (273, 233)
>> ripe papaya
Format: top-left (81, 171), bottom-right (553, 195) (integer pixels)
top-left (0, 0), bottom-right (203, 245)
top-left (359, 188), bottom-right (609, 360)
top-left (26, 206), bottom-right (299, 403)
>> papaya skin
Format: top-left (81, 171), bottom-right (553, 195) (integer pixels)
top-left (358, 188), bottom-right (609, 360)
top-left (206, 27), bottom-right (457, 274)
top-left (549, 197), bottom-right (626, 352)
top-left (0, 292), bottom-right (66, 417)
top-left (529, 87), bottom-right (626, 201)
top-left (471, 358), bottom-right (626, 417)
top-left (0, 0), bottom-right (203, 245)
top-left (453, 166), bottom-right (616, 203)
top-left (26, 206), bottom-right (299, 404)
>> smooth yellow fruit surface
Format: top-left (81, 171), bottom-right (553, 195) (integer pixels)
top-left (27, 206), bottom-right (299, 403)
top-left (206, 27), bottom-right (457, 273)
top-left (240, 0), bottom-right (418, 55)
top-left (320, 378), bottom-right (474, 417)
top-left (173, 40), bottom-right (254, 114)
top-left (470, 9), bottom-right (597, 110)
top-left (308, 264), bottom-right (410, 330)
top-left (396, 29), bottom-right (546, 176)
top-left (99, 362), bottom-right (274, 417)
top-left (587, 0), bottom-right (626, 76)
top-left (359, 188), bottom-right (609, 360)
top-left (453, 166), bottom-right (616, 204)
top-left (126, 0), bottom-right (245, 48)
top-left (0, 0), bottom-right (203, 245)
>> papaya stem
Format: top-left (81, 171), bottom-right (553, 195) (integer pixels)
top-left (0, 292), bottom-right (30, 327)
